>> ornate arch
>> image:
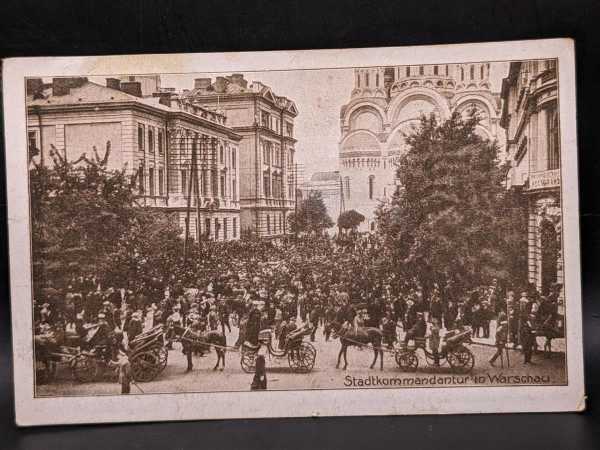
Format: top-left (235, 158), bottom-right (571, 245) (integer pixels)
top-left (340, 129), bottom-right (382, 154)
top-left (342, 100), bottom-right (387, 130)
top-left (387, 87), bottom-right (451, 124)
top-left (453, 94), bottom-right (499, 121)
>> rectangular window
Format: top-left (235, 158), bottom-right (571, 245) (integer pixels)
top-left (28, 130), bottom-right (38, 151)
top-left (434, 65), bottom-right (438, 75)
top-left (158, 130), bottom-right (164, 154)
top-left (263, 174), bottom-right (270, 197)
top-left (547, 105), bottom-right (560, 170)
top-left (214, 218), bottom-right (220, 240)
top-left (138, 168), bottom-right (145, 194)
top-left (158, 169), bottom-right (164, 196)
top-left (219, 145), bottom-right (224, 163)
top-left (148, 168), bottom-right (155, 196)
top-left (138, 124), bottom-right (145, 152)
top-left (231, 149), bottom-right (236, 169)
top-left (211, 169), bottom-right (218, 197)
top-left (148, 128), bottom-right (154, 153)
top-left (266, 215), bottom-right (270, 234)
top-left (181, 169), bottom-right (187, 195)
top-left (205, 218), bottom-right (211, 238)
top-left (220, 175), bottom-right (226, 198)
top-left (223, 218), bottom-right (228, 240)
top-left (232, 178), bottom-right (237, 200)
top-left (233, 218), bottom-right (237, 238)
top-left (261, 111), bottom-right (270, 127)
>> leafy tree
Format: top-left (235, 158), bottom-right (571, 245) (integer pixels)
top-left (376, 112), bottom-right (525, 299)
top-left (30, 143), bottom-right (183, 297)
top-left (337, 209), bottom-right (365, 232)
top-left (288, 190), bottom-right (334, 235)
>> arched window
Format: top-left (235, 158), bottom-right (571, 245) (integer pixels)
top-left (368, 175), bottom-right (375, 200)
top-left (547, 105), bottom-right (560, 169)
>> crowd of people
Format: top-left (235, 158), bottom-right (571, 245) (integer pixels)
top-left (33, 233), bottom-right (565, 375)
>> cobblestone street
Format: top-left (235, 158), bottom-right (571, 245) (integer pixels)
top-left (36, 322), bottom-right (566, 397)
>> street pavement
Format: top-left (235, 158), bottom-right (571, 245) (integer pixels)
top-left (37, 322), bottom-right (567, 397)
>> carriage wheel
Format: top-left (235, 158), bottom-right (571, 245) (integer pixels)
top-left (72, 355), bottom-right (99, 383)
top-left (447, 346), bottom-right (475, 374)
top-left (424, 350), bottom-right (448, 367)
top-left (241, 347), bottom-right (257, 373)
top-left (131, 351), bottom-right (161, 382)
top-left (288, 342), bottom-right (316, 373)
top-left (395, 351), bottom-right (419, 372)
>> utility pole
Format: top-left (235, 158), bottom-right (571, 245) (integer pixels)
top-left (338, 176), bottom-right (345, 235)
top-left (294, 162), bottom-right (298, 240)
top-left (183, 133), bottom-right (196, 265)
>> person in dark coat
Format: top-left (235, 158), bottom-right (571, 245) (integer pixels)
top-left (404, 312), bottom-right (426, 345)
top-left (520, 314), bottom-right (537, 364)
top-left (245, 303), bottom-right (262, 347)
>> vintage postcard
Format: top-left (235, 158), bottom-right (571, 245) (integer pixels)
top-left (3, 38), bottom-right (584, 426)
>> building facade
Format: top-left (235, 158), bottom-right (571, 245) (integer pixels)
top-left (339, 64), bottom-right (503, 231)
top-left (26, 76), bottom-right (242, 241)
top-left (500, 59), bottom-right (562, 294)
top-left (182, 74), bottom-right (298, 238)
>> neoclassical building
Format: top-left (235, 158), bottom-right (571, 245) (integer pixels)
top-left (339, 64), bottom-right (503, 231)
top-left (500, 59), bottom-right (562, 295)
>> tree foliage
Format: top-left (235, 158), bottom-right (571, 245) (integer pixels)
top-left (376, 113), bottom-right (528, 298)
top-left (338, 209), bottom-right (365, 231)
top-left (30, 145), bottom-right (183, 297)
top-left (288, 191), bottom-right (334, 235)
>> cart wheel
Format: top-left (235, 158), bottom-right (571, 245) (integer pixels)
top-left (241, 347), bottom-right (257, 373)
top-left (131, 351), bottom-right (160, 382)
top-left (72, 355), bottom-right (99, 383)
top-left (447, 346), bottom-right (475, 374)
top-left (289, 342), bottom-right (316, 373)
top-left (395, 351), bottom-right (419, 372)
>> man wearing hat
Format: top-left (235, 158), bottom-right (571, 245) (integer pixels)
top-left (520, 313), bottom-right (537, 364)
top-left (489, 318), bottom-right (509, 366)
top-left (403, 312), bottom-right (426, 346)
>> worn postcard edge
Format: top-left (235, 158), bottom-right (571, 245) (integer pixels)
top-left (2, 38), bottom-right (584, 426)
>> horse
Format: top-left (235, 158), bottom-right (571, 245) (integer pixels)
top-left (328, 321), bottom-right (384, 370)
top-left (169, 323), bottom-right (226, 371)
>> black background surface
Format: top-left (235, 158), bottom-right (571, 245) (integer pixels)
top-left (1, 1), bottom-right (600, 448)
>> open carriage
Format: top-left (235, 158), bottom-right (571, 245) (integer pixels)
top-left (127, 324), bottom-right (168, 382)
top-left (240, 324), bottom-right (317, 373)
top-left (35, 324), bottom-right (168, 384)
top-left (395, 328), bottom-right (475, 374)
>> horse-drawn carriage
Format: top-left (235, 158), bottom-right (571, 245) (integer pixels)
top-left (34, 324), bottom-right (168, 384)
top-left (240, 324), bottom-right (316, 373)
top-left (395, 328), bottom-right (475, 374)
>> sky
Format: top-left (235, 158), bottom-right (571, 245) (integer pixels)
top-left (92, 61), bottom-right (510, 181)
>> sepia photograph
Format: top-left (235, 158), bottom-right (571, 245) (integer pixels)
top-left (3, 39), bottom-right (584, 424)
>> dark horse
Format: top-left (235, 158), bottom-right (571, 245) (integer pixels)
top-left (328, 321), bottom-right (384, 370)
top-left (169, 324), bottom-right (226, 371)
